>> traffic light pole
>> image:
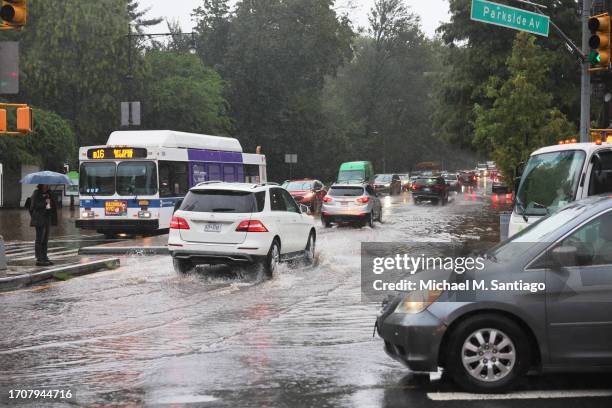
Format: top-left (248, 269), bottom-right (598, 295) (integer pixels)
top-left (581, 0), bottom-right (593, 143)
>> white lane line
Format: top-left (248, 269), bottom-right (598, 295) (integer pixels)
top-left (427, 390), bottom-right (612, 401)
top-left (5, 246), bottom-right (34, 254)
top-left (7, 246), bottom-right (67, 257)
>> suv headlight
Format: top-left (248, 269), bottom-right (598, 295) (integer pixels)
top-left (394, 289), bottom-right (443, 314)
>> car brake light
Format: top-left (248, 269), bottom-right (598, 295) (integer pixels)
top-left (323, 196), bottom-right (333, 203)
top-left (170, 216), bottom-right (190, 230)
top-left (357, 196), bottom-right (369, 204)
top-left (411, 184), bottom-right (418, 191)
top-left (236, 220), bottom-right (269, 232)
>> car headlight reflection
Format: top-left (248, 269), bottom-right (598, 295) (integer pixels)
top-left (394, 289), bottom-right (443, 314)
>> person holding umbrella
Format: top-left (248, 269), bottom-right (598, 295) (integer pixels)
top-left (21, 171), bottom-right (74, 267)
top-left (29, 184), bottom-right (58, 266)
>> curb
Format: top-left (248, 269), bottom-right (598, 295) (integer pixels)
top-left (78, 246), bottom-right (169, 255)
top-left (0, 258), bottom-right (120, 291)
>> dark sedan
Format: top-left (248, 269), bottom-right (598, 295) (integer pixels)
top-left (377, 196), bottom-right (612, 393)
top-left (373, 174), bottom-right (402, 196)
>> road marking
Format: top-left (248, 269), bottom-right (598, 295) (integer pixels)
top-left (427, 390), bottom-right (612, 401)
top-left (10, 248), bottom-right (77, 261)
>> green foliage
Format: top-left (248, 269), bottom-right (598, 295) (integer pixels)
top-left (473, 33), bottom-right (575, 182)
top-left (140, 51), bottom-right (231, 134)
top-left (0, 107), bottom-right (76, 172)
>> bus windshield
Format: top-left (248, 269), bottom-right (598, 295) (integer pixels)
top-left (517, 150), bottom-right (586, 217)
top-left (80, 162), bottom-right (115, 196)
top-left (117, 162), bottom-right (157, 196)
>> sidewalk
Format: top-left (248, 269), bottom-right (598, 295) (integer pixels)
top-left (0, 257), bottom-right (120, 291)
top-left (79, 234), bottom-right (169, 255)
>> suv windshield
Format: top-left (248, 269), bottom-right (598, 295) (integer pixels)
top-left (328, 186), bottom-right (364, 196)
top-left (80, 162), bottom-right (115, 196)
top-left (116, 162), bottom-right (157, 196)
top-left (180, 190), bottom-right (265, 213)
top-left (286, 181), bottom-right (313, 191)
top-left (517, 150), bottom-right (586, 216)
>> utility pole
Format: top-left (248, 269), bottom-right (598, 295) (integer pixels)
top-left (581, 0), bottom-right (593, 142)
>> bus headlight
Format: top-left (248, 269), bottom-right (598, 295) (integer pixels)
top-left (81, 209), bottom-right (95, 219)
top-left (138, 210), bottom-right (152, 219)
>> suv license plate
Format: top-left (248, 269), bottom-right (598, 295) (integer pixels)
top-left (203, 223), bottom-right (222, 233)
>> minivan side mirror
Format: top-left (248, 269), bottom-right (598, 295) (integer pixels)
top-left (174, 199), bottom-right (184, 213)
top-left (550, 245), bottom-right (577, 269)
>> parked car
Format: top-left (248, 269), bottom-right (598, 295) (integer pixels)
top-left (168, 182), bottom-right (316, 277)
top-left (443, 173), bottom-right (461, 192)
top-left (321, 183), bottom-right (382, 227)
top-left (398, 174), bottom-right (411, 191)
top-left (377, 196), bottom-right (612, 392)
top-left (411, 176), bottom-right (449, 205)
top-left (284, 179), bottom-right (327, 213)
top-left (373, 174), bottom-right (402, 195)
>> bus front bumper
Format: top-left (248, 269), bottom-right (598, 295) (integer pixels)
top-left (76, 219), bottom-right (160, 232)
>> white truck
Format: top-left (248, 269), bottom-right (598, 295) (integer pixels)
top-left (509, 141), bottom-right (612, 237)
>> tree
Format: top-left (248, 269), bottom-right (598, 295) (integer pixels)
top-left (140, 51), bottom-right (231, 134)
top-left (434, 0), bottom-right (580, 148)
top-left (473, 33), bottom-right (575, 182)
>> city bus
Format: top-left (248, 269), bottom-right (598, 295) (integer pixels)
top-left (509, 140), bottom-right (612, 237)
top-left (76, 130), bottom-right (267, 236)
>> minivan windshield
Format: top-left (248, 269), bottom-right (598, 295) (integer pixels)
top-left (517, 150), bottom-right (586, 216)
top-left (286, 181), bottom-right (314, 191)
top-left (180, 190), bottom-right (264, 213)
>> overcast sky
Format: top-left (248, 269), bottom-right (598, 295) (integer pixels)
top-left (138, 0), bottom-right (450, 38)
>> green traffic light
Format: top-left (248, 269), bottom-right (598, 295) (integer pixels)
top-left (589, 50), bottom-right (602, 66)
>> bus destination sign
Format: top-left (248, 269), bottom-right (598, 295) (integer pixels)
top-left (87, 148), bottom-right (148, 160)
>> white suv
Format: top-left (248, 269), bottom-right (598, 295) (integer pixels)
top-left (168, 182), bottom-right (316, 276)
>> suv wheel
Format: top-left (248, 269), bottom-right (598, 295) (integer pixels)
top-left (173, 258), bottom-right (194, 274)
top-left (367, 212), bottom-right (374, 228)
top-left (447, 314), bottom-right (530, 393)
top-left (304, 231), bottom-right (316, 265)
top-left (263, 240), bottom-right (281, 278)
top-left (322, 215), bottom-right (332, 228)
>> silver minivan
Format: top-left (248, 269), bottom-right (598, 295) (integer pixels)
top-left (377, 196), bottom-right (612, 392)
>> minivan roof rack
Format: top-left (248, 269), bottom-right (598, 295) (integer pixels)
top-left (195, 181), bottom-right (224, 187)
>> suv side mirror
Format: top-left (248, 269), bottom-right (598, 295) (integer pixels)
top-left (173, 199), bottom-right (184, 213)
top-left (550, 245), bottom-right (577, 269)
top-left (299, 204), bottom-right (311, 215)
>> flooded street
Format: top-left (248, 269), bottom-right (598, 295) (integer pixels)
top-left (1, 190), bottom-right (610, 407)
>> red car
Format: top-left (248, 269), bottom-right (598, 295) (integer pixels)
top-left (283, 179), bottom-right (327, 213)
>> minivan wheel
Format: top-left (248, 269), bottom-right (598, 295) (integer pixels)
top-left (263, 240), bottom-right (281, 278)
top-left (173, 258), bottom-right (194, 274)
top-left (447, 314), bottom-right (530, 393)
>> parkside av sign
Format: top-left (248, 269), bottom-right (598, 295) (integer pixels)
top-left (471, 0), bottom-right (550, 37)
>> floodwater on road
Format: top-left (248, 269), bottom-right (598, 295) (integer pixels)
top-left (1, 189), bottom-right (610, 407)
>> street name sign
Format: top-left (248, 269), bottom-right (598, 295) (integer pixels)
top-left (471, 0), bottom-right (550, 37)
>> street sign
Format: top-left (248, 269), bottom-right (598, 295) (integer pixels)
top-left (0, 41), bottom-right (19, 94)
top-left (471, 0), bottom-right (550, 37)
top-left (121, 101), bottom-right (141, 127)
top-left (285, 154), bottom-right (298, 164)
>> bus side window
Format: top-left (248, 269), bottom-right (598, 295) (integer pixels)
top-left (223, 165), bottom-right (235, 182)
top-left (589, 152), bottom-right (612, 196)
top-left (208, 164), bottom-right (221, 181)
top-left (159, 161), bottom-right (189, 198)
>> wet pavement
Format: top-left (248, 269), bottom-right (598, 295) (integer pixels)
top-left (1, 187), bottom-right (611, 407)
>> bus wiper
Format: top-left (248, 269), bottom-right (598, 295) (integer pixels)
top-left (212, 208), bottom-right (236, 212)
top-left (515, 196), bottom-right (529, 223)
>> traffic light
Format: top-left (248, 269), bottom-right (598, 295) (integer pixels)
top-left (0, 109), bottom-right (6, 132)
top-left (588, 13), bottom-right (611, 70)
top-left (0, 0), bottom-right (27, 29)
top-left (16, 105), bottom-right (31, 132)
